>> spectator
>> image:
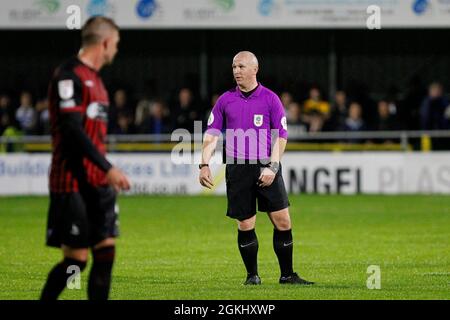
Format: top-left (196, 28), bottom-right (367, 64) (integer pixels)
top-left (344, 102), bottom-right (366, 131)
top-left (108, 89), bottom-right (133, 133)
top-left (400, 75), bottom-right (426, 130)
top-left (35, 98), bottom-right (50, 135)
top-left (374, 100), bottom-right (399, 131)
top-left (0, 94), bottom-right (13, 117)
top-left (15, 91), bottom-right (37, 134)
top-left (302, 87), bottom-right (330, 132)
top-left (420, 82), bottom-right (450, 130)
top-left (286, 102), bottom-right (308, 136)
top-left (0, 114), bottom-right (23, 153)
top-left (280, 91), bottom-right (294, 109)
top-left (116, 113), bottom-right (136, 135)
top-left (324, 90), bottom-right (348, 131)
top-left (135, 98), bottom-right (152, 130)
top-left (172, 87), bottom-right (198, 132)
top-left (137, 100), bottom-right (171, 134)
top-left (303, 87), bottom-right (330, 116)
top-left (0, 94), bottom-right (13, 134)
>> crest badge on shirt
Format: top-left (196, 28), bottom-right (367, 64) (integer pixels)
top-left (254, 114), bottom-right (263, 127)
top-left (58, 79), bottom-right (74, 100)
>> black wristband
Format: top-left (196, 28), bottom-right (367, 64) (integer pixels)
top-left (199, 164), bottom-right (209, 169)
top-left (268, 161), bottom-right (280, 174)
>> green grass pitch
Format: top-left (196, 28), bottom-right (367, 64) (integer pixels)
top-left (0, 195), bottom-right (448, 300)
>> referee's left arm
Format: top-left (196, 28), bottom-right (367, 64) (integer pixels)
top-left (271, 136), bottom-right (287, 163)
top-left (258, 93), bottom-right (288, 187)
top-left (270, 92), bottom-right (288, 163)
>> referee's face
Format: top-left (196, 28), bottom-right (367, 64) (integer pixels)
top-left (232, 54), bottom-right (258, 89)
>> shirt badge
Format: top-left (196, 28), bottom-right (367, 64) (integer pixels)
top-left (207, 112), bottom-right (214, 126)
top-left (254, 114), bottom-right (263, 127)
top-left (58, 79), bottom-right (74, 100)
top-left (281, 116), bottom-right (287, 130)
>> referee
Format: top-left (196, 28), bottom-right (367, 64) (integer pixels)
top-left (40, 17), bottom-right (130, 300)
top-left (199, 51), bottom-right (313, 285)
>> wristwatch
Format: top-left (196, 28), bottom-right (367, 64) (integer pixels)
top-left (268, 161), bottom-right (280, 174)
top-left (199, 164), bottom-right (209, 169)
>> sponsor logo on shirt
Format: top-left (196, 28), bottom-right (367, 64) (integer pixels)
top-left (86, 102), bottom-right (108, 120)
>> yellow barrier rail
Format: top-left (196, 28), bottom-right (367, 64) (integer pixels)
top-left (22, 142), bottom-right (412, 153)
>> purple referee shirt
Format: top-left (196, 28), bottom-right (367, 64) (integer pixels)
top-left (206, 84), bottom-right (288, 160)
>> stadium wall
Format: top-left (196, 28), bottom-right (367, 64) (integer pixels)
top-left (1, 152), bottom-right (449, 196)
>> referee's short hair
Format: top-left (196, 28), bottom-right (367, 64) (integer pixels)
top-left (81, 16), bottom-right (119, 47)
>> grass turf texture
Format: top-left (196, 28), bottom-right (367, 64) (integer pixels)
top-left (0, 195), bottom-right (448, 300)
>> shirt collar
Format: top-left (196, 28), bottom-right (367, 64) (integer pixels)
top-left (236, 83), bottom-right (263, 99)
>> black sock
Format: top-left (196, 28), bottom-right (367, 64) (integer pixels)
top-left (88, 246), bottom-right (115, 300)
top-left (237, 229), bottom-right (259, 276)
top-left (273, 229), bottom-right (294, 277)
top-left (40, 257), bottom-right (87, 300)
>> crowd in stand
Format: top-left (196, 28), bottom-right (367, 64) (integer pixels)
top-left (1, 81), bottom-right (449, 141)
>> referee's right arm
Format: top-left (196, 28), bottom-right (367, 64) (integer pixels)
top-left (199, 96), bottom-right (225, 189)
top-left (199, 133), bottom-right (219, 189)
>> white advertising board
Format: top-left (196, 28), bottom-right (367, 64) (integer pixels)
top-left (1, 152), bottom-right (450, 195)
top-left (0, 0), bottom-right (449, 29)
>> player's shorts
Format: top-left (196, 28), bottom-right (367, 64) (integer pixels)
top-left (46, 185), bottom-right (119, 249)
top-left (225, 159), bottom-right (290, 221)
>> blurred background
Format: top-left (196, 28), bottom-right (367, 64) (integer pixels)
top-left (1, 2), bottom-right (449, 302)
top-left (1, 0), bottom-right (450, 195)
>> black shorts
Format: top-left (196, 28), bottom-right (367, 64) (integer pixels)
top-left (46, 186), bottom-right (119, 249)
top-left (225, 161), bottom-right (290, 221)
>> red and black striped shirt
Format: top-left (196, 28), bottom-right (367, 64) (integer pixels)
top-left (48, 57), bottom-right (112, 193)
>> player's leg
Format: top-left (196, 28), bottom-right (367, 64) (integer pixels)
top-left (258, 163), bottom-right (314, 285)
top-left (41, 193), bottom-right (90, 300)
top-left (40, 247), bottom-right (88, 300)
top-left (88, 237), bottom-right (116, 300)
top-left (268, 209), bottom-right (313, 284)
top-left (268, 208), bottom-right (314, 284)
top-left (237, 215), bottom-right (261, 284)
top-left (268, 208), bottom-right (294, 277)
top-left (225, 163), bottom-right (260, 285)
top-left (86, 186), bottom-right (118, 300)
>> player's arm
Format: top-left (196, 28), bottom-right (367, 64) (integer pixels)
top-left (56, 72), bottom-right (130, 191)
top-left (60, 113), bottom-right (130, 191)
top-left (259, 94), bottom-right (288, 187)
top-left (199, 133), bottom-right (219, 189)
top-left (199, 97), bottom-right (224, 189)
top-left (60, 112), bottom-right (111, 171)
top-left (270, 136), bottom-right (287, 163)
